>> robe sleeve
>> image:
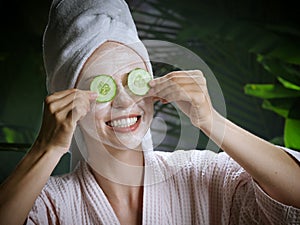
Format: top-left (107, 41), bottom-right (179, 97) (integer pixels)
top-left (26, 189), bottom-right (59, 225)
top-left (190, 148), bottom-right (300, 224)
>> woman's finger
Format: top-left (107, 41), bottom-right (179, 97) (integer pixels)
top-left (149, 71), bottom-right (206, 95)
top-left (150, 70), bottom-right (206, 85)
top-left (46, 88), bottom-right (97, 104)
top-left (46, 89), bottom-right (97, 114)
top-left (37, 89), bottom-right (97, 150)
top-left (150, 80), bottom-right (206, 103)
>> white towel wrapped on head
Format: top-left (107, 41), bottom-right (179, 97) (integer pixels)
top-left (43, 0), bottom-right (152, 93)
top-left (43, 0), bottom-right (154, 170)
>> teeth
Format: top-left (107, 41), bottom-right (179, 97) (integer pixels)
top-left (109, 117), bottom-right (138, 128)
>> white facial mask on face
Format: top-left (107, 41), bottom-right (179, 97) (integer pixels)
top-left (76, 42), bottom-right (154, 150)
top-left (43, 0), bottom-right (154, 171)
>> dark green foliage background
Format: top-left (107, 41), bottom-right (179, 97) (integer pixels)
top-left (0, 0), bottom-right (299, 151)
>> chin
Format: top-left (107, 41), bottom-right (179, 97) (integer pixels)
top-left (109, 134), bottom-right (144, 150)
top-left (100, 127), bottom-right (149, 151)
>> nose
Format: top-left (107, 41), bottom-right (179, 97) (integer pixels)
top-left (112, 85), bottom-right (134, 109)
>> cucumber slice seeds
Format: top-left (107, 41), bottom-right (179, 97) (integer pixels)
top-left (127, 68), bottom-right (152, 96)
top-left (90, 69), bottom-right (152, 103)
top-left (90, 75), bottom-right (117, 103)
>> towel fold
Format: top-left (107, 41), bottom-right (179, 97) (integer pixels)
top-left (43, 0), bottom-right (152, 93)
top-left (43, 0), bottom-right (154, 170)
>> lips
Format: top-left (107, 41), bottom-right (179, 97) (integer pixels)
top-left (106, 115), bottom-right (141, 132)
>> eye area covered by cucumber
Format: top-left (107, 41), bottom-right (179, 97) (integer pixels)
top-left (90, 75), bottom-right (117, 103)
top-left (127, 68), bottom-right (152, 96)
top-left (90, 68), bottom-right (152, 103)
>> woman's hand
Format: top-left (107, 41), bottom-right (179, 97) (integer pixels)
top-left (149, 70), bottom-right (213, 128)
top-left (0, 88), bottom-right (98, 225)
top-left (35, 88), bottom-right (98, 154)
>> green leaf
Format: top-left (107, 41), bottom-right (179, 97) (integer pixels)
top-left (284, 118), bottom-right (300, 151)
top-left (262, 98), bottom-right (300, 119)
top-left (0, 127), bottom-right (30, 143)
top-left (277, 76), bottom-right (300, 91)
top-left (2, 127), bottom-right (17, 143)
top-left (244, 84), bottom-right (300, 99)
top-left (257, 57), bottom-right (300, 84)
top-left (262, 99), bottom-right (291, 118)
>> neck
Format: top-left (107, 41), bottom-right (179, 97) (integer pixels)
top-left (91, 166), bottom-right (144, 203)
top-left (90, 165), bottom-right (144, 225)
top-left (86, 140), bottom-right (145, 221)
top-left (82, 131), bottom-right (145, 186)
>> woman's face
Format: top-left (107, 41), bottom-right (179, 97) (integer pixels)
top-left (76, 41), bottom-right (153, 150)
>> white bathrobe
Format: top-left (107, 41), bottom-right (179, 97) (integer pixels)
top-left (27, 149), bottom-right (300, 225)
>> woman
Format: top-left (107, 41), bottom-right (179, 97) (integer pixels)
top-left (0, 0), bottom-right (299, 224)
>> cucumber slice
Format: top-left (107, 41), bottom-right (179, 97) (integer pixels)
top-left (90, 75), bottom-right (117, 102)
top-left (128, 68), bottom-right (152, 96)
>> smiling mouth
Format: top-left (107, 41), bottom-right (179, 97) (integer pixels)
top-left (105, 115), bottom-right (141, 132)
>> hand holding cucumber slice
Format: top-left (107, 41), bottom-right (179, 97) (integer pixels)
top-left (90, 68), bottom-right (152, 103)
top-left (90, 75), bottom-right (117, 103)
top-left (127, 68), bottom-right (152, 96)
